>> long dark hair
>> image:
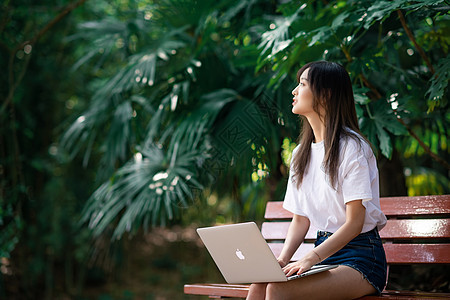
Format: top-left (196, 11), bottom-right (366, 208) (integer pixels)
top-left (291, 61), bottom-right (366, 189)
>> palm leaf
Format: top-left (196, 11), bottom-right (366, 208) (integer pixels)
top-left (82, 121), bottom-right (207, 238)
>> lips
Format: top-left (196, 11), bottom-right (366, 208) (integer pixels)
top-left (292, 98), bottom-right (297, 106)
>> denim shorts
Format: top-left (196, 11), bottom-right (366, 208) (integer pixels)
top-left (315, 228), bottom-right (387, 294)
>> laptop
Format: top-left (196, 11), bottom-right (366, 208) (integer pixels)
top-left (197, 222), bottom-right (337, 284)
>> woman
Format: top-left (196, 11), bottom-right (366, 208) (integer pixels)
top-left (247, 61), bottom-right (387, 299)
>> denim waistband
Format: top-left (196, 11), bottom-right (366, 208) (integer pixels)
top-left (317, 227), bottom-right (378, 238)
top-left (317, 230), bottom-right (334, 237)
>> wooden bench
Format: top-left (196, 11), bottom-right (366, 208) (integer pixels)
top-left (184, 195), bottom-right (450, 299)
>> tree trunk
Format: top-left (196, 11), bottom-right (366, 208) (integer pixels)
top-left (378, 150), bottom-right (407, 197)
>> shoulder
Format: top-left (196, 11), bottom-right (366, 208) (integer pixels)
top-left (292, 144), bottom-right (301, 155)
top-left (340, 130), bottom-right (374, 160)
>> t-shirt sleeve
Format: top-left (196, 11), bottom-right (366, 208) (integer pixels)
top-left (282, 147), bottom-right (307, 216)
top-left (283, 171), bottom-right (300, 212)
top-left (341, 142), bottom-right (374, 203)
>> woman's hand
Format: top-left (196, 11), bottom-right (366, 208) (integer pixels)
top-left (281, 251), bottom-right (319, 276)
top-left (277, 257), bottom-right (288, 268)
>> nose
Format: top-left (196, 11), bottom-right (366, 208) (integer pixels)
top-left (292, 86), bottom-right (298, 96)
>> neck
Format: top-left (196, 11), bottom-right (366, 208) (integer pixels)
top-left (306, 114), bottom-right (325, 143)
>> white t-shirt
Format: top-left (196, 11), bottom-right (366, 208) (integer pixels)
top-left (283, 135), bottom-right (387, 233)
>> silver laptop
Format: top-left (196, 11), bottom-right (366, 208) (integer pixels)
top-left (197, 222), bottom-right (337, 284)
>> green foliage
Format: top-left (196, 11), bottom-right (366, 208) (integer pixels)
top-left (1, 1), bottom-right (95, 298)
top-left (360, 99), bottom-right (407, 158)
top-left (1, 0), bottom-right (448, 297)
top-left (59, 0), bottom-right (282, 237)
top-left (0, 206), bottom-right (22, 258)
top-left (426, 56), bottom-right (450, 111)
top-left (56, 0), bottom-right (450, 240)
top-left (82, 141), bottom-right (204, 238)
top-left (256, 0), bottom-right (448, 187)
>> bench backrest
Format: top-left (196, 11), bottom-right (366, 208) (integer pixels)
top-left (261, 195), bottom-right (450, 265)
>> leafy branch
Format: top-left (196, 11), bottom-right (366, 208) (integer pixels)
top-left (397, 9), bottom-right (435, 74)
top-left (397, 117), bottom-right (450, 170)
top-left (341, 45), bottom-right (383, 100)
top-left (337, 7), bottom-right (448, 170)
top-left (341, 49), bottom-right (449, 170)
top-left (0, 0), bottom-right (89, 260)
top-left (1, 0), bottom-right (88, 114)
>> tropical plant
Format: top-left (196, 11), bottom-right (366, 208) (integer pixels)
top-left (60, 0), bottom-right (449, 241)
top-left (60, 0), bottom-right (289, 239)
top-left (1, 0), bottom-right (449, 298)
top-left (1, 0), bottom-right (91, 298)
top-left (256, 0), bottom-right (449, 196)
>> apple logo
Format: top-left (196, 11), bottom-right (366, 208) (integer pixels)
top-left (235, 249), bottom-right (245, 260)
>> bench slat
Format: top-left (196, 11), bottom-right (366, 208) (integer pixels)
top-left (264, 195), bottom-right (450, 219)
top-left (380, 195), bottom-right (450, 217)
top-left (184, 283), bottom-right (249, 298)
top-left (264, 201), bottom-right (291, 219)
top-left (268, 243), bottom-right (314, 262)
top-left (382, 219), bottom-right (450, 239)
top-left (185, 284), bottom-right (450, 299)
top-left (262, 222), bottom-right (317, 240)
top-left (268, 243), bottom-right (450, 264)
top-left (383, 244), bottom-right (450, 264)
top-left (262, 219), bottom-right (450, 240)
top-left (362, 290), bottom-right (450, 299)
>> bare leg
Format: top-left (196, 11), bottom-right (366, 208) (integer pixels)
top-left (246, 283), bottom-right (268, 300)
top-left (263, 266), bottom-right (376, 300)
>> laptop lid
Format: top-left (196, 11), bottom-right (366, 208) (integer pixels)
top-left (197, 222), bottom-right (288, 284)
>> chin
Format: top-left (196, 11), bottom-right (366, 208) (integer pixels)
top-left (292, 108), bottom-right (301, 115)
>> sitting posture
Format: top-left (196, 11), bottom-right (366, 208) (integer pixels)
top-left (247, 61), bottom-right (387, 300)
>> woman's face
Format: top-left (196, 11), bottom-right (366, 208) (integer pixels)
top-left (291, 68), bottom-right (314, 116)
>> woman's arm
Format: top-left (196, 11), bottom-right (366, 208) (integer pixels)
top-left (277, 214), bottom-right (310, 267)
top-left (283, 200), bottom-right (365, 275)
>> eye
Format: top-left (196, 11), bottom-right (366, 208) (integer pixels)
top-left (299, 82), bottom-right (305, 87)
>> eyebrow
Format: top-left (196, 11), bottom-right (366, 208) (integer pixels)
top-left (300, 77), bottom-right (308, 81)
